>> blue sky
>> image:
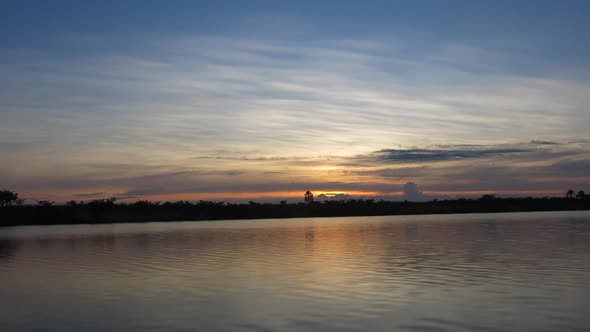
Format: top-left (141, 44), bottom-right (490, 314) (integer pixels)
top-left (1, 1), bottom-right (590, 202)
top-left (4, 1), bottom-right (590, 58)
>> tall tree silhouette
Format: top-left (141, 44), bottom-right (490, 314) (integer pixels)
top-left (0, 190), bottom-right (19, 207)
top-left (304, 191), bottom-right (314, 203)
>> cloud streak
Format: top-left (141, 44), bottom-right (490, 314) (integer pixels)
top-left (1, 34), bottom-right (590, 201)
top-left (370, 147), bottom-right (531, 163)
top-left (2, 139), bottom-right (587, 202)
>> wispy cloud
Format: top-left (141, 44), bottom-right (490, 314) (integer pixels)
top-left (74, 192), bottom-right (106, 198)
top-left (2, 35), bottom-right (590, 200)
top-left (530, 140), bottom-right (560, 145)
top-left (370, 147), bottom-right (531, 163)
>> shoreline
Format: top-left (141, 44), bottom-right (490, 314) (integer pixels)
top-left (2, 197), bottom-right (590, 227)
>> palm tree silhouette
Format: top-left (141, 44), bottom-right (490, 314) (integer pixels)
top-left (304, 191), bottom-right (314, 203)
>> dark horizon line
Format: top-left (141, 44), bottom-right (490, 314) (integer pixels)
top-left (5, 188), bottom-right (589, 205)
top-left (1, 194), bottom-right (590, 228)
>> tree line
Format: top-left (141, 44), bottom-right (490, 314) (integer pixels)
top-left (1, 188), bottom-right (589, 227)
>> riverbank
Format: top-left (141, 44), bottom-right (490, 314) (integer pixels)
top-left (1, 197), bottom-right (590, 227)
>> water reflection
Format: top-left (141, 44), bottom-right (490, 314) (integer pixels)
top-left (0, 239), bottom-right (19, 261)
top-left (0, 211), bottom-right (589, 331)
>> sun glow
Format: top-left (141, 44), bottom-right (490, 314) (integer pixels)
top-left (319, 192), bottom-right (348, 198)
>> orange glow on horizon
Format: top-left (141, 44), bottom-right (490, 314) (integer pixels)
top-left (24, 188), bottom-right (570, 203)
top-left (132, 189), bottom-right (567, 202)
top-left (140, 190), bottom-right (384, 202)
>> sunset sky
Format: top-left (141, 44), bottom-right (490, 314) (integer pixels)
top-left (2, 1), bottom-right (590, 202)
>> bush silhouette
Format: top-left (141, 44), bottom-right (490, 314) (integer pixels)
top-left (0, 190), bottom-right (19, 207)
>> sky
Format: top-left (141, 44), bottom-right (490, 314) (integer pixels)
top-left (1, 1), bottom-right (590, 202)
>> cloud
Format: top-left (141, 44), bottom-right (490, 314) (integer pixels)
top-left (311, 182), bottom-right (443, 202)
top-left (316, 193), bottom-right (352, 201)
top-left (341, 142), bottom-right (558, 167)
top-left (550, 160), bottom-right (590, 177)
top-left (354, 166), bottom-right (429, 178)
top-left (347, 140), bottom-right (588, 167)
top-left (2, 35), bottom-right (590, 200)
top-left (3, 37), bottom-right (590, 164)
top-left (370, 147), bottom-right (531, 163)
top-left (530, 140), bottom-right (560, 145)
top-left (74, 192), bottom-right (106, 198)
top-left (4, 138), bottom-right (590, 202)
top-left (195, 156), bottom-right (289, 161)
top-left (402, 182), bottom-right (430, 202)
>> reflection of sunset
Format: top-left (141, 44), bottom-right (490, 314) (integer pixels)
top-left (4, 213), bottom-right (582, 294)
top-left (2, 210), bottom-right (590, 330)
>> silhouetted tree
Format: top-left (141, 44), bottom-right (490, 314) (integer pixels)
top-left (133, 200), bottom-right (156, 208)
top-left (566, 189), bottom-right (575, 199)
top-left (304, 191), bottom-right (314, 203)
top-left (577, 190), bottom-right (586, 200)
top-left (479, 194), bottom-right (497, 201)
top-left (88, 197), bottom-right (117, 207)
top-left (36, 200), bottom-right (55, 207)
top-left (0, 190), bottom-right (19, 207)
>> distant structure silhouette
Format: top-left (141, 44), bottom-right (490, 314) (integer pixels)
top-left (304, 191), bottom-right (314, 203)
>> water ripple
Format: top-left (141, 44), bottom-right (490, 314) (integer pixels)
top-left (1, 211), bottom-right (590, 331)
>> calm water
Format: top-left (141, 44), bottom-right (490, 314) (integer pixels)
top-left (1, 211), bottom-right (590, 332)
